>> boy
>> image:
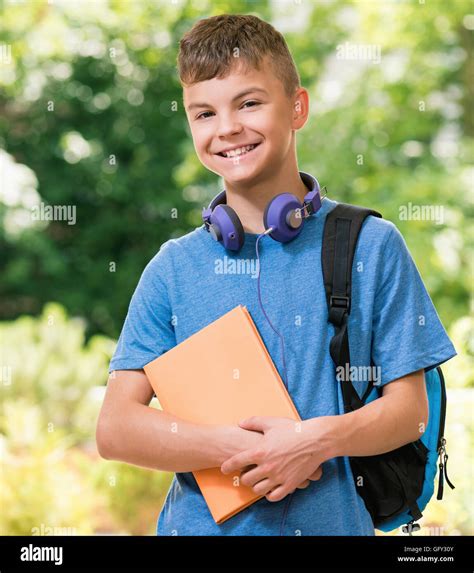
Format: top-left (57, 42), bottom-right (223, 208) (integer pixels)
top-left (96, 14), bottom-right (457, 536)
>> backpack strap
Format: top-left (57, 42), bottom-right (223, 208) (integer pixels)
top-left (322, 203), bottom-right (383, 413)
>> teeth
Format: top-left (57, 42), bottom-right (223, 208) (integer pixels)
top-left (222, 144), bottom-right (257, 158)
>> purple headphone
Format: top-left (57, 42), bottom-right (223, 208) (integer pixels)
top-left (202, 171), bottom-right (324, 252)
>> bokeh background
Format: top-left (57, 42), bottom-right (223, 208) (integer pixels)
top-left (0, 0), bottom-right (472, 536)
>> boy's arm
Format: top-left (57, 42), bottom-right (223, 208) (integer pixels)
top-left (95, 369), bottom-right (262, 472)
top-left (321, 369), bottom-right (429, 458)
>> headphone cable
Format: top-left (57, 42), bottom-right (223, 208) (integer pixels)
top-left (255, 231), bottom-right (289, 390)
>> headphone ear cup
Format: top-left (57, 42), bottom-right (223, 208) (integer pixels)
top-left (218, 204), bottom-right (245, 252)
top-left (263, 193), bottom-right (303, 243)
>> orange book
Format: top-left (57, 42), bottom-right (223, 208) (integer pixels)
top-left (143, 304), bottom-right (301, 524)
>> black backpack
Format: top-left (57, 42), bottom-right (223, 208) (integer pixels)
top-left (321, 203), bottom-right (455, 533)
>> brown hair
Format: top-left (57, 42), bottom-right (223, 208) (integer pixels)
top-left (177, 14), bottom-right (301, 99)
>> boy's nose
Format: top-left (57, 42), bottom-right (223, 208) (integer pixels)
top-left (216, 115), bottom-right (243, 138)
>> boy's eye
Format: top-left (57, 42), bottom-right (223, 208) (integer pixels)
top-left (195, 100), bottom-right (260, 120)
top-left (241, 100), bottom-right (259, 109)
top-left (196, 111), bottom-right (213, 120)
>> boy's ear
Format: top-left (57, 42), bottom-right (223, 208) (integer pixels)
top-left (292, 87), bottom-right (309, 130)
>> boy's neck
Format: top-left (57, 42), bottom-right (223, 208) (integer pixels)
top-left (224, 159), bottom-right (309, 235)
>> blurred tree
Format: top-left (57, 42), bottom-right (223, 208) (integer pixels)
top-left (0, 302), bottom-right (114, 440)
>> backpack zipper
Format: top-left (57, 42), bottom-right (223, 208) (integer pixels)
top-left (436, 367), bottom-right (455, 500)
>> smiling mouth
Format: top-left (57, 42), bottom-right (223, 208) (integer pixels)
top-left (215, 142), bottom-right (262, 159)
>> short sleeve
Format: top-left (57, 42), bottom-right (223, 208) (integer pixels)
top-left (108, 250), bottom-right (176, 373)
top-left (371, 224), bottom-right (457, 386)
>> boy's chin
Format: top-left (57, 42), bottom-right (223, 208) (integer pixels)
top-left (207, 163), bottom-right (265, 186)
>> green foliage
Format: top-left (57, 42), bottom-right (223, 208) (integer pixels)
top-left (0, 1), bottom-right (215, 337)
top-left (0, 302), bottom-right (111, 534)
top-left (1, 398), bottom-right (98, 535)
top-left (442, 316), bottom-right (474, 389)
top-left (0, 302), bottom-right (115, 441)
top-left (92, 459), bottom-right (173, 535)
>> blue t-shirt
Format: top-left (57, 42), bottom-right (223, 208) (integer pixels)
top-left (109, 183), bottom-right (457, 536)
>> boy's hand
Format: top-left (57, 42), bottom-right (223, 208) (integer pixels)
top-left (220, 416), bottom-right (327, 502)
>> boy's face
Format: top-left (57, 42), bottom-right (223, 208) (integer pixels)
top-left (183, 57), bottom-right (307, 187)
